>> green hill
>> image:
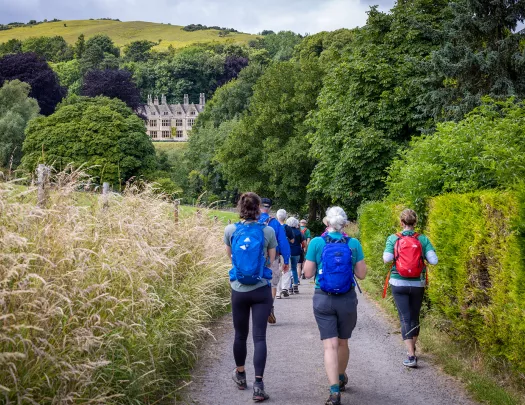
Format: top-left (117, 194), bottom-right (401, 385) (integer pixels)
top-left (0, 20), bottom-right (257, 50)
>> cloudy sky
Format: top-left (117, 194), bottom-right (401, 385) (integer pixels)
top-left (0, 0), bottom-right (396, 34)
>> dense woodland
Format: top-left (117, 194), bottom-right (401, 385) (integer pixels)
top-left (0, 0), bottom-right (524, 218)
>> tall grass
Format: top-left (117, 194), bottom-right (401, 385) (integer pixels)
top-left (0, 169), bottom-right (230, 404)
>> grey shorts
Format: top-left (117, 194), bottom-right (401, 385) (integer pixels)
top-left (313, 289), bottom-right (358, 340)
top-left (270, 258), bottom-right (281, 288)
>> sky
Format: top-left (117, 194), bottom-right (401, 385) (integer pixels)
top-left (0, 0), bottom-right (396, 34)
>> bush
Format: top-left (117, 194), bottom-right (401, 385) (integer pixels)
top-left (0, 172), bottom-right (230, 403)
top-left (357, 201), bottom-right (401, 294)
top-left (426, 190), bottom-right (525, 372)
top-left (387, 98), bottom-right (525, 215)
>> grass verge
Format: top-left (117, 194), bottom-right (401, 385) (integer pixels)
top-left (0, 170), bottom-right (231, 404)
top-left (361, 277), bottom-right (525, 405)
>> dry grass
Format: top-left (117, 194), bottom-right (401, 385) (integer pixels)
top-left (0, 20), bottom-right (257, 51)
top-left (0, 169), bottom-right (230, 404)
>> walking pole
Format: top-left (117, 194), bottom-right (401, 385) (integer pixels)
top-left (354, 276), bottom-right (362, 294)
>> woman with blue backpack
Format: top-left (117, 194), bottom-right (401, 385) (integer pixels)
top-left (224, 192), bottom-right (277, 402)
top-left (303, 207), bottom-right (367, 405)
top-left (382, 209), bottom-right (438, 368)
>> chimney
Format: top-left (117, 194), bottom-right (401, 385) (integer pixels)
top-left (161, 94), bottom-right (167, 105)
top-left (199, 93), bottom-right (205, 106)
top-left (184, 94), bottom-right (189, 105)
top-left (147, 94), bottom-right (152, 105)
top-left (154, 96), bottom-right (159, 105)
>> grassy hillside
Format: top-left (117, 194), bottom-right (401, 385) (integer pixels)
top-left (0, 20), bottom-right (256, 50)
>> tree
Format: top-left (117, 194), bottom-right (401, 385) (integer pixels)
top-left (387, 98), bottom-right (525, 213)
top-left (420, 0), bottom-right (525, 121)
top-left (0, 39), bottom-right (22, 57)
top-left (22, 95), bottom-right (156, 185)
top-left (217, 55), bottom-right (249, 87)
top-left (123, 40), bottom-right (156, 62)
top-left (74, 34), bottom-right (85, 59)
top-left (81, 69), bottom-right (141, 109)
top-left (85, 34), bottom-right (120, 58)
top-left (21, 36), bottom-right (74, 62)
top-left (0, 52), bottom-right (67, 115)
top-left (51, 59), bottom-right (82, 95)
top-left (250, 31), bottom-right (303, 61)
top-left (0, 80), bottom-right (40, 167)
top-left (307, 1), bottom-right (450, 215)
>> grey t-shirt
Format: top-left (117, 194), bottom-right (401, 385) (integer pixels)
top-left (224, 221), bottom-right (277, 292)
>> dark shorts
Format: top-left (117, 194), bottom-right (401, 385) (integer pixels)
top-left (299, 251), bottom-right (305, 263)
top-left (313, 288), bottom-right (358, 340)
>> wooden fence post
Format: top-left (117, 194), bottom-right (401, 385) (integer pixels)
top-left (37, 164), bottom-right (50, 208)
top-left (102, 182), bottom-right (110, 209)
top-left (174, 200), bottom-right (180, 223)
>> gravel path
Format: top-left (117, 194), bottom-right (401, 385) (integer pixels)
top-left (183, 281), bottom-right (478, 405)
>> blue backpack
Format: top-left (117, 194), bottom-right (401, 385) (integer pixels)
top-left (319, 236), bottom-right (354, 294)
top-left (230, 222), bottom-right (266, 285)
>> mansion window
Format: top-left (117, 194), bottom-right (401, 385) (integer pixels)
top-left (162, 131), bottom-right (171, 138)
top-left (162, 119), bottom-right (170, 127)
top-left (190, 111), bottom-right (196, 115)
top-left (151, 112), bottom-right (156, 115)
top-left (187, 118), bottom-right (195, 127)
top-left (177, 111), bottom-right (182, 115)
top-left (163, 112), bottom-right (169, 115)
top-left (149, 120), bottom-right (157, 126)
top-left (175, 119), bottom-right (183, 127)
top-left (176, 130), bottom-right (183, 138)
top-left (149, 131), bottom-right (158, 137)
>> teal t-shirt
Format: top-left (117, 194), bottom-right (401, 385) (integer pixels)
top-left (305, 232), bottom-right (365, 289)
top-left (384, 230), bottom-right (435, 281)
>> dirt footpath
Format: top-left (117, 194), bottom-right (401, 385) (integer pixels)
top-left (182, 281), bottom-right (479, 405)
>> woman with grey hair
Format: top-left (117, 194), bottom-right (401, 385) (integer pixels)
top-left (303, 207), bottom-right (367, 405)
top-left (275, 209), bottom-right (295, 298)
top-left (286, 216), bottom-right (303, 294)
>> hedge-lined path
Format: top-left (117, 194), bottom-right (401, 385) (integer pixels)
top-left (183, 281), bottom-right (478, 405)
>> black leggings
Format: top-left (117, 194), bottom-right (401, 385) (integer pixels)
top-left (391, 285), bottom-right (425, 340)
top-left (231, 285), bottom-right (273, 377)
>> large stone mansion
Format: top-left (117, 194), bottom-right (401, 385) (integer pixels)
top-left (139, 93), bottom-right (205, 142)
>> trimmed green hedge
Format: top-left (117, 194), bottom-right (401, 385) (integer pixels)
top-left (359, 190), bottom-right (525, 372)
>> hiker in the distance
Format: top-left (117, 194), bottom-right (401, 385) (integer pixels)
top-left (303, 207), bottom-right (367, 405)
top-left (258, 198), bottom-right (290, 323)
top-left (276, 209), bottom-right (295, 296)
top-left (285, 216), bottom-right (303, 294)
top-left (298, 219), bottom-right (311, 280)
top-left (224, 192), bottom-right (277, 402)
top-left (382, 209), bottom-right (438, 368)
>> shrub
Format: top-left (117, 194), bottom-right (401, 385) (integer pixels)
top-left (357, 201), bottom-right (401, 294)
top-left (0, 171), bottom-right (230, 403)
top-left (426, 190), bottom-right (525, 372)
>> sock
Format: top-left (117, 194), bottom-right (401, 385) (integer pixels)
top-left (255, 377), bottom-right (263, 383)
top-left (236, 369), bottom-right (246, 376)
top-left (330, 384), bottom-right (340, 395)
top-left (339, 374), bottom-right (345, 382)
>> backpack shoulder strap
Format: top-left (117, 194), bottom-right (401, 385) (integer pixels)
top-left (413, 232), bottom-right (420, 238)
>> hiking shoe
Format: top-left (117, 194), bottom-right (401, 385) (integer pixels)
top-left (339, 372), bottom-right (348, 391)
top-left (268, 307), bottom-right (276, 324)
top-left (253, 382), bottom-right (269, 402)
top-left (403, 355), bottom-right (417, 368)
top-left (325, 393), bottom-right (341, 405)
top-left (293, 285), bottom-right (299, 294)
top-left (280, 289), bottom-right (289, 298)
top-left (289, 287), bottom-right (294, 295)
top-left (232, 369), bottom-right (247, 390)
top-left (301, 274), bottom-right (306, 280)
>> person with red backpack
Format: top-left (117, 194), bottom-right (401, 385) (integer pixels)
top-left (383, 209), bottom-right (438, 368)
top-left (224, 192), bottom-right (277, 402)
top-left (303, 207), bottom-right (367, 405)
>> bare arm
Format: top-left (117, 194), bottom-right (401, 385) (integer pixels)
top-left (226, 246), bottom-right (232, 263)
top-left (354, 260), bottom-right (367, 280)
top-left (303, 260), bottom-right (316, 279)
top-left (268, 247), bottom-right (276, 264)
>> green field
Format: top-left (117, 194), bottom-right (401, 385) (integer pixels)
top-left (153, 142), bottom-right (188, 152)
top-left (0, 20), bottom-right (257, 50)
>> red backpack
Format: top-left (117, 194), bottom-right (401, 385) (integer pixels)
top-left (382, 233), bottom-right (425, 298)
